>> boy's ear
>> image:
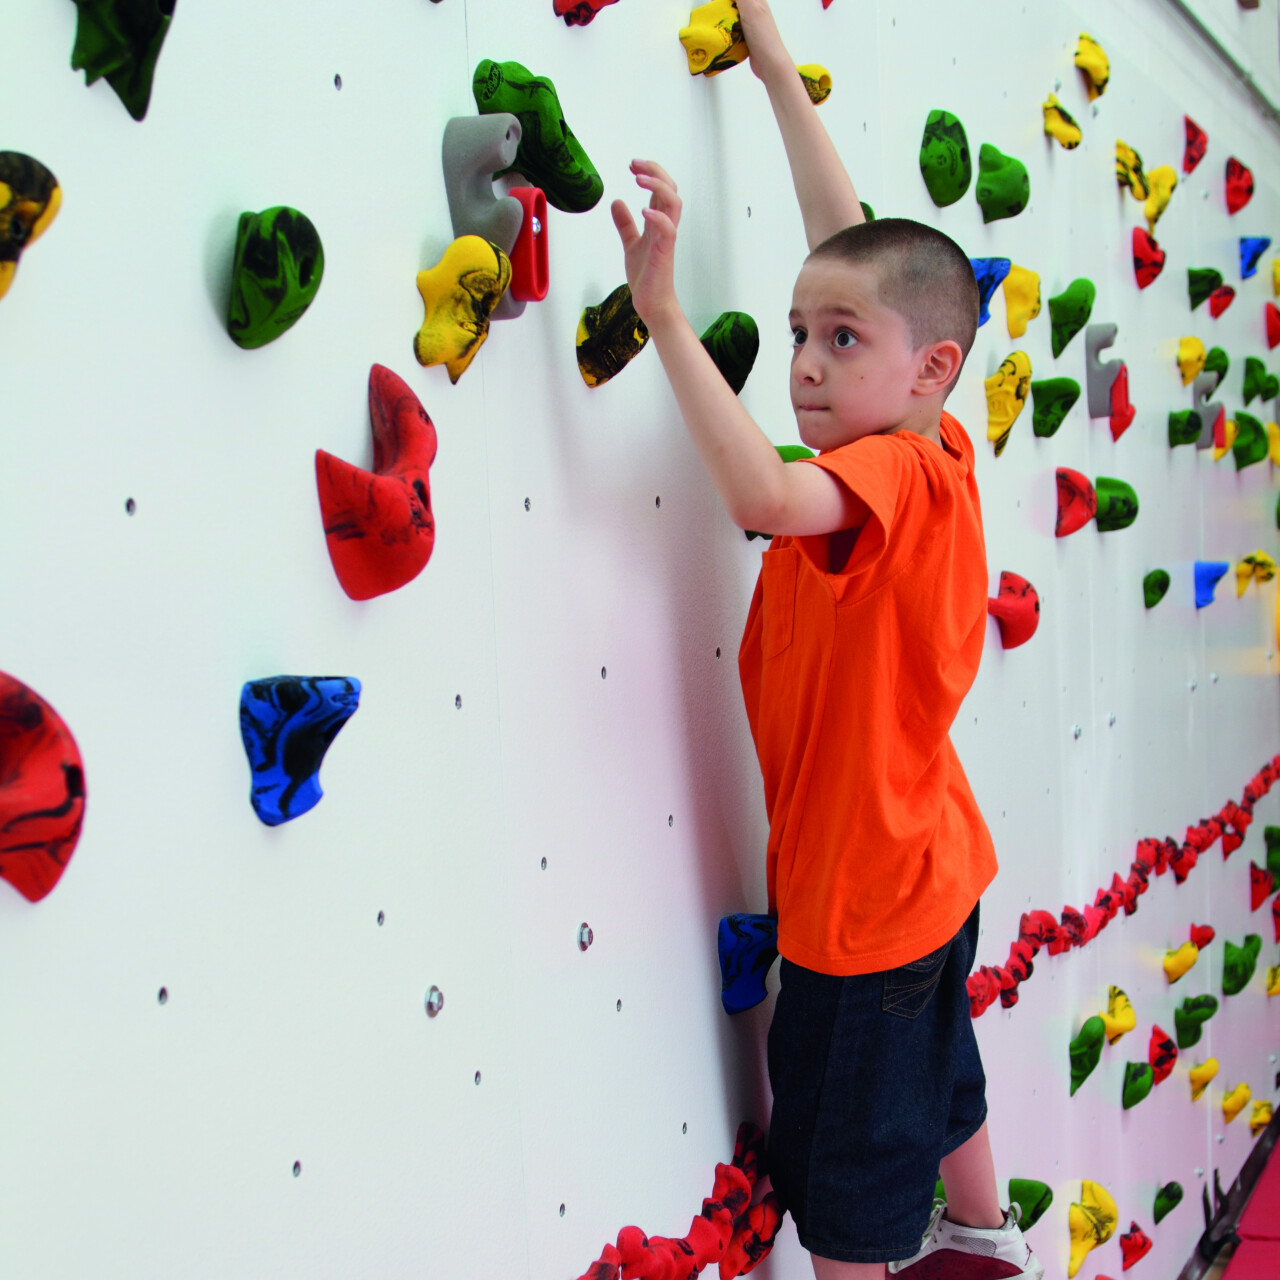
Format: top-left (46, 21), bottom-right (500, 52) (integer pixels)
top-left (914, 340), bottom-right (965, 396)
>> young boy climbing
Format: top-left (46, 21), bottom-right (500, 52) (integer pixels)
top-left (610, 3), bottom-right (1043, 1279)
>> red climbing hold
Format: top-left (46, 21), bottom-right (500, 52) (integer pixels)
top-left (1251, 862), bottom-right (1276, 911)
top-left (1183, 115), bottom-right (1208, 174)
top-left (966, 965), bottom-right (1001, 1016)
top-left (1190, 923), bottom-right (1215, 949)
top-left (315, 364), bottom-right (439, 601)
top-left (1223, 830), bottom-right (1243, 857)
top-left (722, 1194), bottom-right (783, 1277)
top-left (1274, 896), bottom-right (1280, 944)
top-left (1132, 228), bottom-right (1165, 289)
top-left (1120, 1221), bottom-right (1153, 1270)
top-left (553, 0), bottom-right (620, 24)
top-left (1149, 1025), bottom-right (1177, 1085)
top-left (0, 672), bottom-right (86, 903)
top-left (1110, 363), bottom-right (1135, 440)
top-left (1266, 302), bottom-right (1280, 350)
top-left (1226, 157), bottom-right (1254, 214)
top-left (987, 571), bottom-right (1041, 649)
top-left (509, 187), bottom-right (550, 302)
top-left (1208, 285), bottom-right (1236, 318)
top-left (1055, 468), bottom-right (1097, 537)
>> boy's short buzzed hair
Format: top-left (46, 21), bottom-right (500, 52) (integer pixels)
top-left (808, 218), bottom-right (979, 369)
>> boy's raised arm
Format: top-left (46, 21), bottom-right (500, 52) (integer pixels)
top-left (735, 0), bottom-right (865, 250)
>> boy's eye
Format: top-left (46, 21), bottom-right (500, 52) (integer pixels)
top-left (791, 327), bottom-right (807, 347)
top-left (833, 329), bottom-right (858, 349)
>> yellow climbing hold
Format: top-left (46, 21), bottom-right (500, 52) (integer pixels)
top-left (1163, 941), bottom-right (1199, 982)
top-left (1067, 1180), bottom-right (1117, 1278)
top-left (796, 65), bottom-right (832, 106)
top-left (1252, 1100), bottom-right (1274, 1136)
top-left (1144, 165), bottom-right (1178, 233)
top-left (1075, 33), bottom-right (1110, 100)
top-left (1268, 422), bottom-right (1280, 466)
top-left (1214, 419), bottom-right (1239, 462)
top-left (679, 0), bottom-right (747, 77)
top-left (413, 235), bottom-right (511, 384)
top-left (1043, 94), bottom-right (1081, 149)
top-left (1267, 963), bottom-right (1280, 996)
top-left (1223, 1082), bottom-right (1251, 1123)
top-left (985, 351), bottom-right (1032, 457)
top-left (1178, 336), bottom-right (1206, 387)
top-left (1101, 985), bottom-right (1135, 1044)
top-left (1116, 140), bottom-right (1148, 200)
top-left (1273, 258), bottom-right (1280, 297)
top-left (1190, 1058), bottom-right (1218, 1101)
top-left (1237, 551), bottom-right (1277, 596)
top-left (1003, 266), bottom-right (1041, 339)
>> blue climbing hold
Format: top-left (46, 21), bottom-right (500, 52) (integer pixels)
top-left (1194, 561), bottom-right (1230, 609)
top-left (970, 257), bottom-right (1012, 327)
top-left (718, 913), bottom-right (779, 1014)
top-left (240, 676), bottom-right (362, 826)
top-left (1240, 236), bottom-right (1272, 280)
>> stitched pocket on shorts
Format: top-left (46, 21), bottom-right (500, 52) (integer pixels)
top-left (882, 939), bottom-right (952, 1020)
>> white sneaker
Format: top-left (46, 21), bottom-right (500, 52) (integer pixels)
top-left (887, 1201), bottom-right (1045, 1279)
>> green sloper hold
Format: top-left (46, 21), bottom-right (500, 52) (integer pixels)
top-left (226, 207), bottom-right (324, 350)
top-left (1175, 994), bottom-right (1219, 1048)
top-left (1095, 477), bottom-right (1138, 532)
top-left (700, 312), bottom-right (759, 395)
top-left (1144, 569), bottom-right (1171, 608)
top-left (70, 0), bottom-right (175, 122)
top-left (976, 143), bottom-right (1030, 223)
top-left (1242, 356), bottom-right (1278, 406)
top-left (1070, 1015), bottom-right (1106, 1095)
top-left (1204, 346), bottom-right (1229, 390)
top-left (1048, 279), bottom-right (1096, 358)
top-left (1223, 934), bottom-right (1262, 996)
top-left (1189, 267), bottom-right (1223, 310)
top-left (1031, 378), bottom-right (1080, 437)
top-left (1008, 1179), bottom-right (1053, 1231)
top-left (745, 445), bottom-right (817, 540)
top-left (1266, 825), bottom-right (1280, 877)
top-left (860, 201), bottom-right (876, 221)
top-left (1153, 1181), bottom-right (1184, 1224)
top-left (1233, 412), bottom-right (1268, 470)
top-left (1169, 409), bottom-right (1202, 447)
top-left (1122, 1061), bottom-right (1155, 1109)
top-left (919, 110), bottom-right (972, 208)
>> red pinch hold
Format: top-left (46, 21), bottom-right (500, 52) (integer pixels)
top-left (1120, 1222), bottom-right (1153, 1270)
top-left (987, 571), bottom-right (1041, 649)
top-left (1222, 831), bottom-right (1243, 857)
top-left (1109, 363), bottom-right (1135, 440)
top-left (509, 187), bottom-right (550, 302)
top-left (1208, 285), bottom-right (1236, 318)
top-left (1183, 115), bottom-right (1208, 174)
top-left (553, 0), bottom-right (621, 24)
top-left (1055, 467), bottom-right (1097, 537)
top-left (1225, 157), bottom-right (1254, 214)
top-left (1251, 863), bottom-right (1275, 911)
top-left (1266, 302), bottom-right (1280, 350)
top-left (1132, 228), bottom-right (1166, 290)
top-left (1149, 1025), bottom-right (1177, 1084)
top-left (1274, 895), bottom-right (1280, 945)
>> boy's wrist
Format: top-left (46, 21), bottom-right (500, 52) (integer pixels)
top-left (640, 300), bottom-right (689, 338)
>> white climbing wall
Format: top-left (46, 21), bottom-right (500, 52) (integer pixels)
top-left (3, 1), bottom-right (1280, 1277)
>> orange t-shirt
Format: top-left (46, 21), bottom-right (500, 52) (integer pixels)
top-left (738, 411), bottom-right (997, 976)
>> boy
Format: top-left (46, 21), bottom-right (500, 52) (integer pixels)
top-left (610, 3), bottom-right (1044, 1279)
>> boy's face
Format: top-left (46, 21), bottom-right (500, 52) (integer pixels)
top-left (788, 257), bottom-right (927, 451)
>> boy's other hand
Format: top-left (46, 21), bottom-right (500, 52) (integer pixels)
top-left (610, 160), bottom-right (683, 329)
top-left (736, 0), bottom-right (793, 82)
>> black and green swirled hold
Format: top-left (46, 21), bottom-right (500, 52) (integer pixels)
top-left (70, 0), bottom-right (176, 121)
top-left (226, 207), bottom-right (324, 350)
top-left (700, 311), bottom-right (759, 395)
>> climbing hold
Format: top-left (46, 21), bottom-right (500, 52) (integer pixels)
top-left (1132, 228), bottom-right (1165, 290)
top-left (1242, 356), bottom-right (1276, 405)
top-left (701, 311), bottom-right (759, 395)
top-left (1169, 411), bottom-right (1203, 448)
top-left (1043, 94), bottom-right (1081, 148)
top-left (1119, 1222), bottom-right (1153, 1271)
top-left (1268, 422), bottom-right (1280, 465)
top-left (1031, 377), bottom-right (1079, 437)
top-left (1002, 265), bottom-right (1041, 338)
top-left (796, 65), bottom-right (832, 106)
top-left (1241, 236), bottom-right (1271, 279)
top-left (987, 571), bottom-right (1040, 649)
top-left (1222, 934), bottom-right (1262, 995)
top-left (1222, 1082), bottom-right (1251, 1123)
top-left (1095, 477), bottom-right (1139, 533)
top-left (507, 188), bottom-right (550, 307)
top-left (1183, 116), bottom-right (1207, 173)
top-left (970, 257), bottom-right (1012, 327)
top-left (1163, 941), bottom-right (1199, 982)
top-left (1121, 1062), bottom-right (1153, 1109)
top-left (239, 676), bottom-right (361, 827)
top-left (1067, 1180), bottom-right (1117, 1278)
top-left (1189, 268), bottom-right (1223, 311)
top-left (1204, 346), bottom-right (1230, 390)
top-left (1190, 923), bottom-right (1216, 949)
top-left (1177, 336), bottom-right (1206, 386)
top-left (0, 673), bottom-right (86, 903)
top-left (315, 365), bottom-right (438, 602)
top-left (1209, 285), bottom-right (1236, 318)
top-left (860, 201), bottom-right (876, 221)
top-left (1049, 279), bottom-right (1096, 357)
top-left (985, 351), bottom-right (1032, 456)
top-left (1115, 140), bottom-right (1148, 200)
top-left (1143, 570), bottom-right (1171, 608)
top-left (472, 59), bottom-right (603, 213)
top-left (1214, 417), bottom-right (1239, 461)
top-left (0, 153), bottom-right (61, 302)
top-left (975, 143), bottom-right (1029, 224)
top-left (1109, 364), bottom-right (1135, 441)
top-left (553, 0), bottom-right (619, 25)
top-left (1144, 166), bottom-right (1178, 233)
top-left (1175, 994), bottom-right (1219, 1047)
top-left (1055, 468), bottom-right (1097, 537)
top-left (225, 207), bottom-right (324, 350)
top-left (1250, 862), bottom-right (1276, 909)
top-left (1226, 157), bottom-right (1254, 214)
top-left (1251, 1100), bottom-right (1274, 1136)
top-left (413, 236), bottom-right (511, 383)
top-left (1236, 550), bottom-right (1276, 596)
top-left (1233, 412), bottom-right (1268, 469)
top-left (1153, 1182), bottom-right (1183, 1224)
top-left (1267, 302), bottom-right (1280, 349)
top-left (69, 0), bottom-right (175, 120)
top-left (1149, 1025), bottom-right (1177, 1084)
top-left (1268, 964), bottom-right (1280, 995)
top-left (1101, 985), bottom-right (1135, 1042)
top-left (1193, 376), bottom-right (1226, 451)
top-left (1069, 1015), bottom-right (1107, 1095)
top-left (1008, 1180), bottom-right (1053, 1232)
top-left (1086, 325), bottom-right (1122, 419)
top-left (918, 110), bottom-right (972, 207)
top-left (1074, 33), bottom-right (1110, 100)
top-left (679, 0), bottom-right (747, 77)
top-left (717, 913), bottom-right (778, 1015)
top-left (1194, 562), bottom-right (1230, 609)
top-left (1190, 1058), bottom-right (1219, 1100)
top-left (578, 284), bottom-right (650, 388)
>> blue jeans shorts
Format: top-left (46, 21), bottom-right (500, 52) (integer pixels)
top-left (766, 902), bottom-right (987, 1264)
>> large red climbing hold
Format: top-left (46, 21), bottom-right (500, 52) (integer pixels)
top-left (1184, 115), bottom-right (1208, 173)
top-left (1226, 157), bottom-right (1254, 214)
top-left (1149, 1025), bottom-right (1178, 1085)
top-left (0, 672), bottom-right (86, 903)
top-left (1190, 923), bottom-right (1215, 949)
top-left (1120, 1221), bottom-right (1153, 1269)
top-left (1132, 228), bottom-right (1165, 289)
top-left (1208, 285), bottom-right (1236, 318)
top-left (315, 364), bottom-right (439, 601)
top-left (1055, 468), bottom-right (1097, 537)
top-left (987, 570), bottom-right (1041, 649)
top-left (1110, 363), bottom-right (1135, 440)
top-left (1266, 302), bottom-right (1280, 350)
top-left (1251, 862), bottom-right (1276, 911)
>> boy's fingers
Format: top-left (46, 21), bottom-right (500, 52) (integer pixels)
top-left (610, 198), bottom-right (641, 249)
top-left (634, 174), bottom-right (682, 224)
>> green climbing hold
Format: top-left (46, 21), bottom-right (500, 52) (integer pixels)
top-left (69, 0), bottom-right (176, 121)
top-left (1168, 409), bottom-right (1202, 448)
top-left (1188, 267), bottom-right (1223, 310)
top-left (1069, 1015), bottom-right (1106, 1095)
top-left (1153, 1181), bottom-right (1184, 1224)
top-left (1242, 356), bottom-right (1277, 405)
top-left (745, 445), bottom-right (817, 541)
top-left (1030, 377), bottom-right (1080, 437)
top-left (1175, 994), bottom-right (1219, 1048)
top-left (976, 143), bottom-right (1030, 223)
top-left (918, 110), bottom-right (972, 208)
top-left (860, 201), bottom-right (876, 222)
top-left (700, 311), bottom-right (759, 395)
top-left (226, 207), bottom-right (324, 350)
top-left (1143, 570), bottom-right (1171, 609)
top-left (1233, 412), bottom-right (1268, 470)
top-left (1048, 279), bottom-right (1095, 358)
top-left (1266, 825), bottom-right (1280, 877)
top-left (1095, 476), bottom-right (1138, 532)
top-left (1008, 1179), bottom-right (1053, 1231)
top-left (472, 59), bottom-right (603, 213)
top-left (1223, 934), bottom-right (1262, 996)
top-left (1204, 346), bottom-right (1229, 390)
top-left (1122, 1061), bottom-right (1154, 1109)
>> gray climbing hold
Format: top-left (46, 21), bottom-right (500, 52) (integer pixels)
top-left (1191, 372), bottom-right (1226, 451)
top-left (1084, 324), bottom-right (1121, 418)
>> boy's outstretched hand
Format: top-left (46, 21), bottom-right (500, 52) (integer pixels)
top-left (610, 160), bottom-right (683, 329)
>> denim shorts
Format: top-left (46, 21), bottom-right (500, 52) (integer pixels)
top-left (766, 902), bottom-right (987, 1264)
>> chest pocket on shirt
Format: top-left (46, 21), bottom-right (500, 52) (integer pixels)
top-left (761, 547), bottom-right (799, 660)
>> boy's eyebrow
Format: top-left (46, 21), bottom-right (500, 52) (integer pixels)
top-left (788, 303), bottom-right (866, 322)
